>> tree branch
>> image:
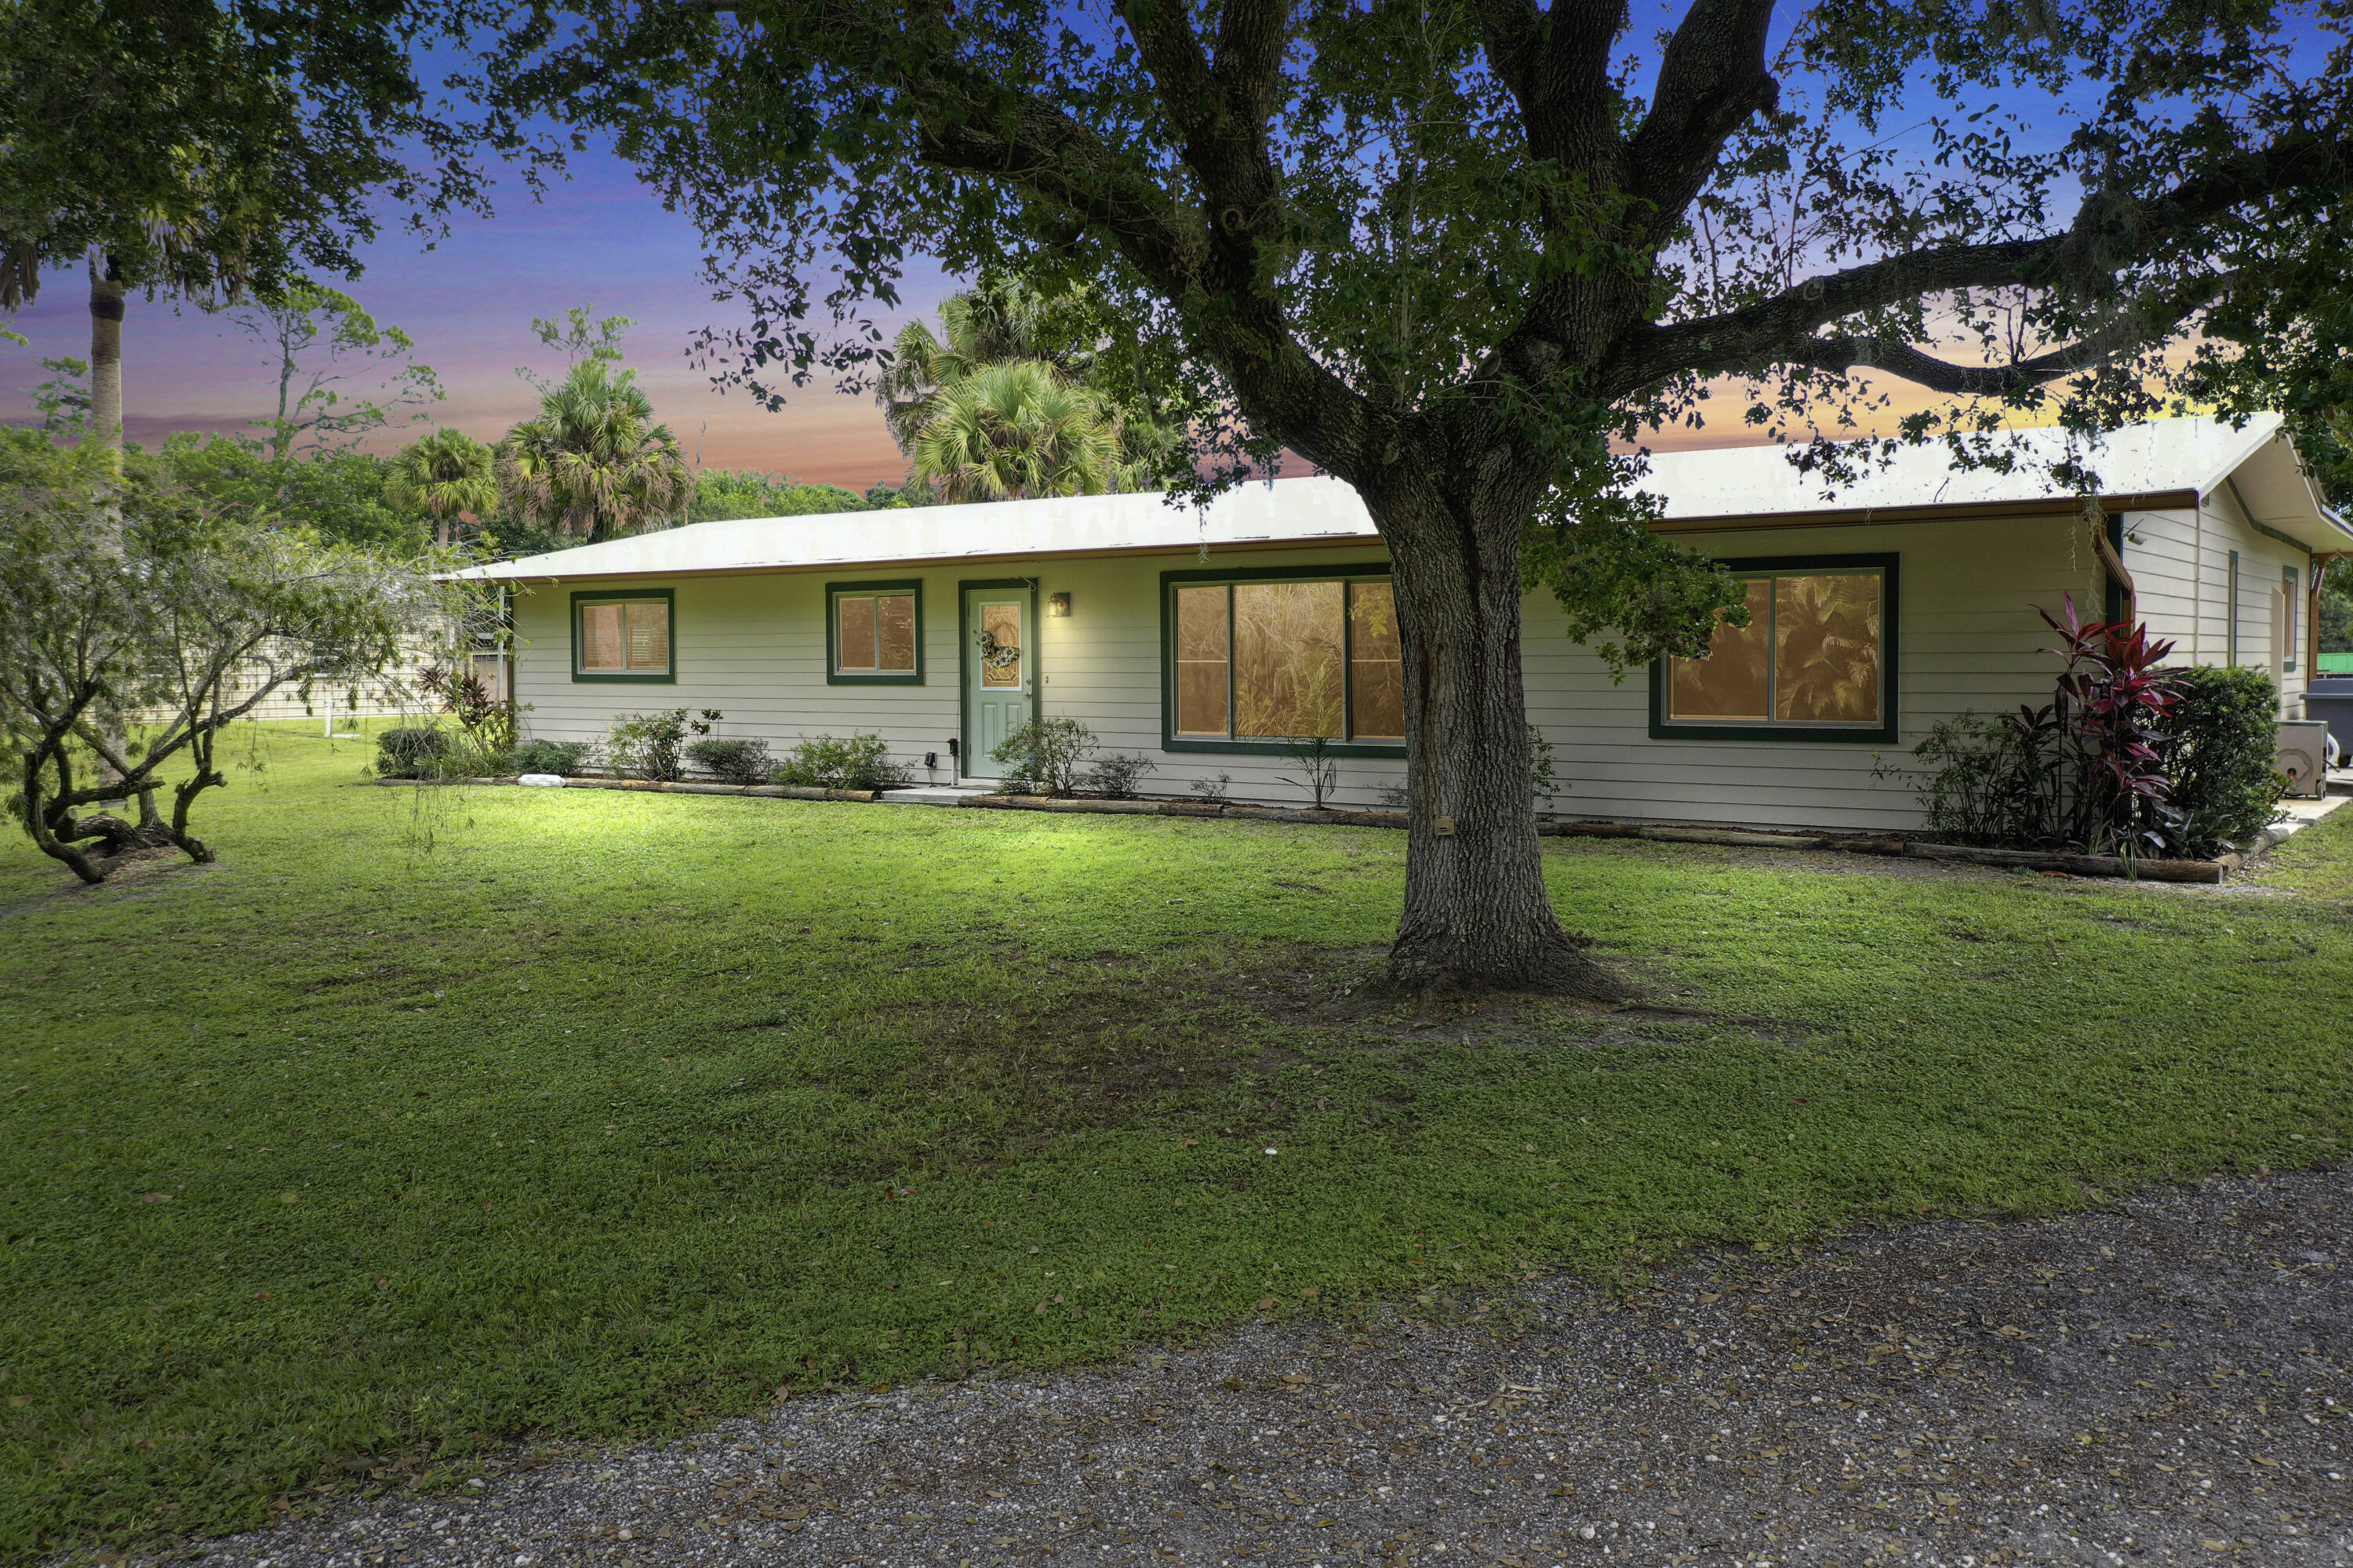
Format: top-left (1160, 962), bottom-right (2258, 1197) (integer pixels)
top-left (1609, 129), bottom-right (2353, 394)
top-left (1211, 0), bottom-right (1289, 135)
top-left (1522, 0), bottom-right (1635, 171)
top-left (1468, 0), bottom-right (1543, 111)
top-left (1762, 305), bottom-right (2203, 397)
top-left (1624, 0), bottom-right (1780, 220)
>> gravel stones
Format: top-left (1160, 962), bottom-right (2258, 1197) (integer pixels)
top-left (172, 1166), bottom-right (2351, 1568)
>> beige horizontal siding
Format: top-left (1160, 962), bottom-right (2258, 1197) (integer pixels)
top-left (2127, 504), bottom-right (2312, 708)
top-left (506, 510), bottom-right (2202, 831)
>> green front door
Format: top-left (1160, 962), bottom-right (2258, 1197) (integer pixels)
top-left (964, 589), bottom-right (1030, 780)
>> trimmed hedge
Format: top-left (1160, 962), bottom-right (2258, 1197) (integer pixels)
top-left (2158, 664), bottom-right (2286, 857)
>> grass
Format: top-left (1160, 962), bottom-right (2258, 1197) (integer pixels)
top-left (3, 723), bottom-right (2350, 1559)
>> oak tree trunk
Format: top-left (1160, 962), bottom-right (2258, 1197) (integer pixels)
top-left (1363, 471), bottom-right (1623, 999)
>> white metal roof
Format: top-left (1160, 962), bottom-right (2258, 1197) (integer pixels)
top-left (450, 414), bottom-right (2351, 581)
top-left (449, 475), bottom-right (1377, 581)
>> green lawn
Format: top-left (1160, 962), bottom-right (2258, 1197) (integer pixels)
top-left (4, 726), bottom-right (2348, 1558)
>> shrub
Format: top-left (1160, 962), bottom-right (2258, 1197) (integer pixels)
top-left (511, 739), bottom-right (594, 776)
top-left (607, 708), bottom-right (718, 782)
top-left (1530, 726), bottom-right (1564, 811)
top-left (2158, 664), bottom-right (2285, 857)
top-left (685, 737), bottom-right (773, 785)
top-left (991, 718), bottom-right (1093, 795)
top-left (1898, 606), bottom-right (2286, 858)
top-left (415, 663), bottom-right (518, 755)
top-left (376, 725), bottom-right (456, 778)
top-left (1083, 751), bottom-right (1157, 799)
top-left (1191, 772), bottom-right (1232, 804)
top-left (1907, 713), bottom-right (2038, 847)
top-left (774, 733), bottom-right (911, 791)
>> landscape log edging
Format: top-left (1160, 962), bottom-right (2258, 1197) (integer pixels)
top-left (361, 776), bottom-right (2260, 882)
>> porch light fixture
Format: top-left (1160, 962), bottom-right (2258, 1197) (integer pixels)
top-left (1047, 591), bottom-right (1072, 617)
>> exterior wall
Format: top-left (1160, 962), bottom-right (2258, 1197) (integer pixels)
top-left (508, 512), bottom-right (2117, 831)
top-left (2126, 502), bottom-right (2312, 712)
top-left (1529, 512), bottom-right (2104, 832)
top-left (507, 544), bottom-right (1413, 810)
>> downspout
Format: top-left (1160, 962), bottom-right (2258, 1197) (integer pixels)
top-left (2312, 555), bottom-right (2330, 678)
top-left (2090, 509), bottom-right (2137, 625)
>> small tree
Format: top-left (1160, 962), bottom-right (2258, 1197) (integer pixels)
top-left (516, 304), bottom-right (636, 394)
top-left (16, 356), bottom-right (93, 438)
top-left (227, 282), bottom-right (443, 462)
top-left (0, 429), bottom-right (435, 882)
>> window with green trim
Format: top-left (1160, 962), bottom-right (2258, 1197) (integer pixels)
top-left (1654, 558), bottom-right (1894, 740)
top-left (1169, 575), bottom-right (1402, 743)
top-left (827, 580), bottom-right (923, 684)
top-left (574, 595), bottom-right (671, 679)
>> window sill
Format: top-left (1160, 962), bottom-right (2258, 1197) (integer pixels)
top-left (1647, 721), bottom-right (1896, 745)
top-left (1162, 737), bottom-right (1406, 759)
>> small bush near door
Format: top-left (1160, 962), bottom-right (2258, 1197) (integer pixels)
top-left (990, 718), bottom-right (1156, 798)
top-left (774, 733), bottom-right (911, 791)
top-left (992, 718), bottom-right (1093, 795)
top-left (685, 737), bottom-right (773, 785)
top-left (1083, 750), bottom-right (1158, 799)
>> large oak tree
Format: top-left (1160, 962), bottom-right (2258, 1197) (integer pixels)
top-left (478, 0), bottom-right (2353, 993)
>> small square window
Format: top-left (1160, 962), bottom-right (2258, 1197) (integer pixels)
top-left (828, 581), bottom-right (924, 684)
top-left (573, 593), bottom-right (672, 681)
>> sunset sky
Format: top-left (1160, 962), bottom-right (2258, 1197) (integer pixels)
top-left (0, 146), bottom-right (947, 489)
top-left (0, 136), bottom-right (2003, 489)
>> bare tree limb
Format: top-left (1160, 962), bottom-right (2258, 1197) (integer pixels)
top-left (1624, 0), bottom-right (1780, 219)
top-left (1522, 0), bottom-right (1636, 171)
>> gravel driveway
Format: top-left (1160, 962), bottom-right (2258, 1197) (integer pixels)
top-left (173, 1166), bottom-right (2350, 1568)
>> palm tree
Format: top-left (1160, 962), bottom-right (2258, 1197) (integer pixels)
top-left (911, 362), bottom-right (1124, 502)
top-left (385, 427), bottom-right (498, 546)
top-left (875, 277), bottom-right (1094, 451)
top-left (495, 361), bottom-right (691, 541)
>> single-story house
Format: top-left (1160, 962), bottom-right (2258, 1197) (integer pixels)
top-left (452, 414), bottom-right (2351, 832)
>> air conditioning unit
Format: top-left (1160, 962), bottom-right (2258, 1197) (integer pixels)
top-left (2276, 719), bottom-right (2331, 800)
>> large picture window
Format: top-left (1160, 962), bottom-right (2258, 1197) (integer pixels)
top-left (572, 591), bottom-right (673, 682)
top-left (1163, 568), bottom-right (1404, 752)
top-left (827, 580), bottom-right (923, 685)
top-left (1649, 555), bottom-right (1897, 743)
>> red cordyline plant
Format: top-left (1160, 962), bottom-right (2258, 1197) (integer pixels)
top-left (2024, 595), bottom-right (2182, 857)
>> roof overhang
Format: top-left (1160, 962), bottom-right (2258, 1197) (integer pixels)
top-left (453, 529), bottom-right (1386, 585)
